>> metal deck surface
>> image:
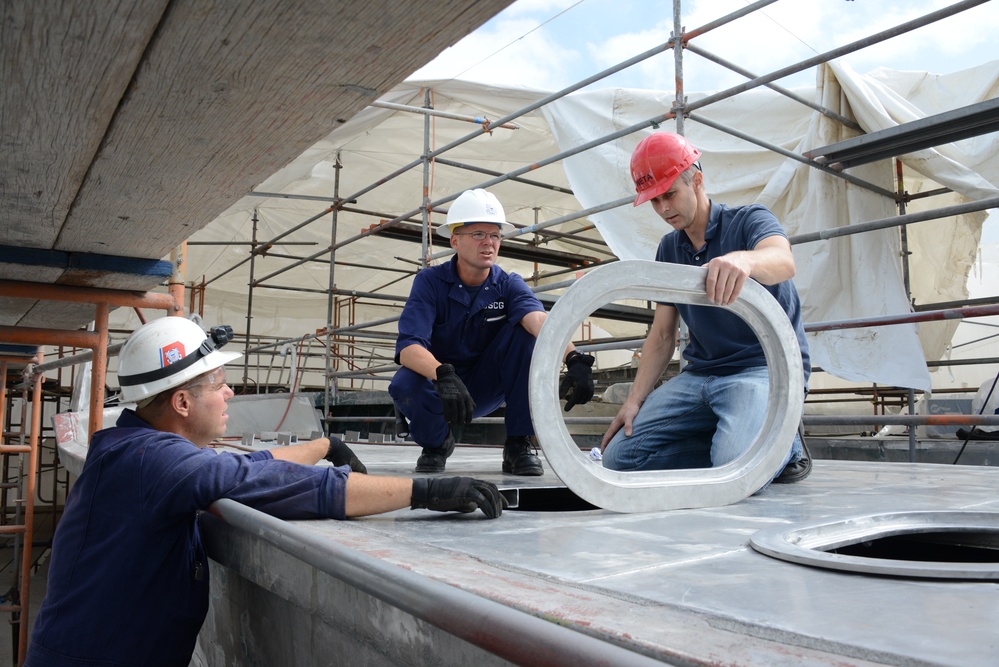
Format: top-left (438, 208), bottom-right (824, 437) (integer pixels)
top-left (289, 442), bottom-right (999, 666)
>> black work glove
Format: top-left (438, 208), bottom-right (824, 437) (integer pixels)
top-left (411, 477), bottom-right (506, 519)
top-left (434, 364), bottom-right (475, 426)
top-left (324, 436), bottom-right (367, 474)
top-left (559, 351), bottom-right (595, 412)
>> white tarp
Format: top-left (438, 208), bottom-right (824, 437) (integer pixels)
top-left (112, 61), bottom-right (999, 393)
top-left (544, 61), bottom-right (998, 391)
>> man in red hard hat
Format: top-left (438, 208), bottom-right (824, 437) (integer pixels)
top-left (601, 132), bottom-right (811, 488)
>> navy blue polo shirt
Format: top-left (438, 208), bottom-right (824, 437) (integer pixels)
top-left (395, 256), bottom-right (545, 369)
top-left (655, 202), bottom-right (810, 383)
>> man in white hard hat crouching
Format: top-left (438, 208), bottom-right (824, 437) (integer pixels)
top-left (390, 188), bottom-right (596, 475)
top-left (25, 317), bottom-right (505, 667)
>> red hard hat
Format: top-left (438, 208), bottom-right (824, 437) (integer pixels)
top-left (630, 132), bottom-right (702, 206)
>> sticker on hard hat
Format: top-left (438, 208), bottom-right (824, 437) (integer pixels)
top-left (635, 173), bottom-right (655, 190)
top-left (160, 342), bottom-right (186, 367)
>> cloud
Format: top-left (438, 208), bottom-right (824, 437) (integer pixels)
top-left (414, 0), bottom-right (998, 93)
top-left (409, 17), bottom-right (579, 90)
top-left (504, 0), bottom-right (581, 16)
top-left (579, 0), bottom-right (998, 92)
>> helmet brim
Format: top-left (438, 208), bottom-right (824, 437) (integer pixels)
top-left (633, 175), bottom-right (680, 207)
top-left (436, 220), bottom-right (516, 238)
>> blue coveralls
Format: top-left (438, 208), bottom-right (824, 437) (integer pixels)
top-left (390, 256), bottom-right (545, 448)
top-left (25, 410), bottom-right (350, 667)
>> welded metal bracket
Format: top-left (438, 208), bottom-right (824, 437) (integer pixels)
top-left (529, 259), bottom-right (803, 513)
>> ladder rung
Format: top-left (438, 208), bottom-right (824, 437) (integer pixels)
top-left (0, 525), bottom-right (27, 535)
top-left (0, 445), bottom-right (32, 454)
top-left (0, 604), bottom-right (23, 613)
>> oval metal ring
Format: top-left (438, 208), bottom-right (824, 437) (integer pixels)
top-left (529, 259), bottom-right (804, 513)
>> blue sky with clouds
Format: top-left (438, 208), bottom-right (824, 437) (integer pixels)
top-left (411, 0), bottom-right (998, 242)
top-left (414, 0), bottom-right (996, 92)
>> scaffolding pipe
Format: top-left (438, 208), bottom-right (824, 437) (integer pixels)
top-left (246, 191), bottom-right (339, 203)
top-left (688, 112), bottom-right (896, 198)
top-left (245, 321), bottom-right (402, 356)
top-left (0, 327), bottom-right (98, 349)
top-left (682, 0), bottom-right (780, 40)
top-left (896, 159), bottom-right (918, 461)
top-left (341, 205), bottom-right (438, 225)
top-left (86, 305), bottom-right (110, 441)
top-left (17, 349), bottom-right (42, 663)
top-left (421, 88), bottom-right (433, 266)
top-left (0, 280), bottom-right (179, 313)
top-left (433, 158), bottom-right (574, 195)
top-left (672, 0), bottom-right (685, 135)
top-left (202, 253), bottom-right (254, 287)
top-left (332, 289), bottom-right (408, 303)
top-left (371, 100), bottom-right (521, 130)
top-left (254, 285), bottom-right (332, 295)
top-left (806, 303), bottom-right (999, 333)
top-left (917, 295), bottom-right (999, 312)
top-left (683, 43), bottom-right (862, 132)
top-left (187, 241), bottom-right (318, 246)
top-left (325, 153), bottom-right (343, 430)
top-left (929, 357), bottom-right (999, 368)
top-left (244, 212), bottom-right (259, 385)
top-left (27, 342), bottom-right (125, 375)
top-left (804, 414), bottom-right (999, 427)
top-left (686, 1), bottom-right (991, 113)
top-left (535, 258), bottom-right (618, 283)
top-left (243, 251), bottom-right (415, 275)
top-left (0, 362), bottom-right (6, 452)
top-left (328, 363), bottom-right (400, 379)
top-left (790, 196), bottom-right (999, 245)
top-left (168, 243), bottom-right (187, 318)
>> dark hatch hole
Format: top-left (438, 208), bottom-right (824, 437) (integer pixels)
top-left (501, 486), bottom-right (599, 512)
top-left (828, 530), bottom-right (999, 563)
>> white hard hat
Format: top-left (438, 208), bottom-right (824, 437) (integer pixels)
top-left (437, 189), bottom-right (516, 238)
top-left (117, 317), bottom-right (242, 403)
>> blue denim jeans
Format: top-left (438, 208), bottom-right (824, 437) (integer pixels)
top-left (602, 367), bottom-right (802, 481)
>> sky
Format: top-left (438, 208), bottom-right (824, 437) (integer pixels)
top-left (412, 0), bottom-right (997, 93)
top-left (410, 0), bottom-right (998, 241)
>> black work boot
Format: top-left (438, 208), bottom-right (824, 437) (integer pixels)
top-left (415, 430), bottom-right (455, 473)
top-left (502, 436), bottom-right (543, 476)
top-left (774, 437), bottom-right (812, 484)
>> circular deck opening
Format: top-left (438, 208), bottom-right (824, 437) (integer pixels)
top-left (749, 511), bottom-right (999, 580)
